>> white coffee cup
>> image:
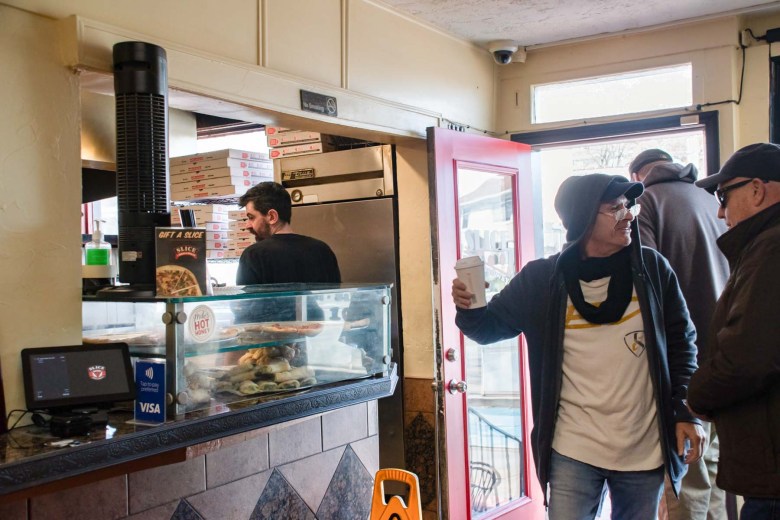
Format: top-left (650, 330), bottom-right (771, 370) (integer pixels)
top-left (455, 256), bottom-right (487, 308)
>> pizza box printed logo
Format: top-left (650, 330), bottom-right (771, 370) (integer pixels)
top-left (88, 365), bottom-right (107, 380)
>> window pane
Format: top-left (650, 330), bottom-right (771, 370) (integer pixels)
top-left (457, 166), bottom-right (525, 513)
top-left (533, 64), bottom-right (692, 124)
top-left (537, 129), bottom-right (705, 257)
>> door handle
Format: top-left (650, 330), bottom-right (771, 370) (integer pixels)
top-left (448, 380), bottom-right (468, 394)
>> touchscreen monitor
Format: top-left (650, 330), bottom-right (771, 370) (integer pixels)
top-left (21, 343), bottom-right (135, 411)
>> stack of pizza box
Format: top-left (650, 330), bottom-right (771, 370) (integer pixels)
top-left (226, 209), bottom-right (253, 259)
top-left (169, 149), bottom-right (274, 201)
top-left (266, 127), bottom-right (328, 159)
top-left (171, 204), bottom-right (233, 259)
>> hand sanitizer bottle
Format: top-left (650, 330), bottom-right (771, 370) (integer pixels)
top-left (84, 219), bottom-right (111, 265)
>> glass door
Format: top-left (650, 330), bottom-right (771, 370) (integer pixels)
top-left (428, 127), bottom-right (543, 520)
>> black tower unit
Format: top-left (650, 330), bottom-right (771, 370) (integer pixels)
top-left (113, 41), bottom-right (170, 292)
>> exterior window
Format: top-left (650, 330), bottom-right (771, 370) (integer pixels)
top-left (532, 64), bottom-right (693, 124)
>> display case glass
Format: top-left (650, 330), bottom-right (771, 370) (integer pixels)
top-left (82, 283), bottom-right (392, 415)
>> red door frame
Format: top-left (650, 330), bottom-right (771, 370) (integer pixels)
top-left (428, 127), bottom-right (544, 519)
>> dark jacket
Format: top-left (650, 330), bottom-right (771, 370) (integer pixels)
top-left (638, 163), bottom-right (729, 357)
top-left (456, 175), bottom-right (699, 501)
top-left (688, 202), bottom-right (780, 498)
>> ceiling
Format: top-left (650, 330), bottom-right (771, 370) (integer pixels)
top-left (378, 0), bottom-right (780, 49)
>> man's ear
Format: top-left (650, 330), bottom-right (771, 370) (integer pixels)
top-left (753, 180), bottom-right (768, 207)
top-left (266, 208), bottom-right (279, 224)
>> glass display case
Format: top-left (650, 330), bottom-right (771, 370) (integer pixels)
top-left (82, 283), bottom-right (392, 416)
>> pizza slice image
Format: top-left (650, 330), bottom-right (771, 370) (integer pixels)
top-left (156, 265), bottom-right (203, 296)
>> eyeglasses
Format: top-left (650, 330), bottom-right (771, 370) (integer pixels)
top-left (715, 179), bottom-right (758, 208)
top-left (599, 204), bottom-right (641, 221)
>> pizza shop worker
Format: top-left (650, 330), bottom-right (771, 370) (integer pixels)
top-left (452, 174), bottom-right (704, 519)
top-left (234, 182), bottom-right (340, 323)
top-left (237, 181), bottom-right (341, 285)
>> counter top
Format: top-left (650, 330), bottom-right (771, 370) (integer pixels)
top-left (0, 364), bottom-right (397, 498)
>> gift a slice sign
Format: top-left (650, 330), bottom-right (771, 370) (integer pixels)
top-left (188, 305), bottom-right (216, 343)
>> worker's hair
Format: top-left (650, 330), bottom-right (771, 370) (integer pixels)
top-left (238, 182), bottom-right (292, 224)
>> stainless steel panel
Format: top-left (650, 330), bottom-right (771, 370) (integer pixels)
top-left (292, 197), bottom-right (405, 470)
top-left (292, 198), bottom-right (396, 284)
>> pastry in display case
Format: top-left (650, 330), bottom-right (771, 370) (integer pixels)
top-left (82, 283), bottom-right (392, 416)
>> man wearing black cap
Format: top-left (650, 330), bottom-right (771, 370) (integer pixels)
top-left (688, 142), bottom-right (780, 519)
top-left (452, 173), bottom-right (703, 518)
top-left (630, 149), bottom-right (729, 520)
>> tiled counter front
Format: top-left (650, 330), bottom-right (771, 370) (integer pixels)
top-left (0, 401), bottom-right (379, 520)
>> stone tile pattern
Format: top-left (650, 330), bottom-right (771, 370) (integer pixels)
top-left (250, 470), bottom-right (315, 520)
top-left (316, 446), bottom-right (373, 519)
top-left (21, 402), bottom-right (380, 519)
top-left (171, 500), bottom-right (204, 520)
top-left (403, 376), bottom-right (438, 515)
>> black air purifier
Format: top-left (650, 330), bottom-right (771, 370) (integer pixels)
top-left (112, 41), bottom-right (171, 292)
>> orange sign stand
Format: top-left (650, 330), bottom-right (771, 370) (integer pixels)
top-left (370, 468), bottom-right (423, 520)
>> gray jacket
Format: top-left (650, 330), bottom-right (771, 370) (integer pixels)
top-left (638, 162), bottom-right (728, 358)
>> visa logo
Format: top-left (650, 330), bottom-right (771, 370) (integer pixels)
top-left (139, 402), bottom-right (161, 414)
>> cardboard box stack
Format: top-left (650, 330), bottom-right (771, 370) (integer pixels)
top-left (171, 204), bottom-right (233, 259)
top-left (226, 209), bottom-right (253, 259)
top-left (266, 127), bottom-right (330, 159)
top-left (170, 149), bottom-right (273, 201)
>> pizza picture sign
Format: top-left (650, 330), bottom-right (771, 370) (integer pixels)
top-left (155, 227), bottom-right (209, 297)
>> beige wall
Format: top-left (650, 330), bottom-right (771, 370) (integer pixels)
top-left (0, 5), bottom-right (82, 412)
top-left (395, 141), bottom-right (434, 378)
top-left (6, 0), bottom-right (495, 134)
top-left (737, 12), bottom-right (780, 146)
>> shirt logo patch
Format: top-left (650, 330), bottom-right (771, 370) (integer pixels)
top-left (624, 331), bottom-right (646, 357)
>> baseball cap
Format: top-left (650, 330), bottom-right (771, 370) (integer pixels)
top-left (629, 148), bottom-right (673, 174)
top-left (601, 176), bottom-right (644, 202)
top-left (695, 143), bottom-right (780, 193)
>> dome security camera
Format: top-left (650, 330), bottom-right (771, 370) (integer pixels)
top-left (488, 40), bottom-right (519, 65)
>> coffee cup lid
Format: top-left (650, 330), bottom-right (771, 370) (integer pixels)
top-left (455, 256), bottom-right (483, 269)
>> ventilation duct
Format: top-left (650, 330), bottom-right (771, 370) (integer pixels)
top-left (112, 41), bottom-right (170, 292)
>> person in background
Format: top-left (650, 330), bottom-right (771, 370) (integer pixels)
top-left (234, 182), bottom-right (340, 323)
top-left (629, 148), bottom-right (729, 520)
top-left (688, 142), bottom-right (780, 520)
top-left (452, 173), bottom-right (704, 519)
top-left (237, 181), bottom-right (341, 286)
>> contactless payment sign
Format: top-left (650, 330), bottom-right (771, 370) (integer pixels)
top-left (135, 359), bottom-right (165, 424)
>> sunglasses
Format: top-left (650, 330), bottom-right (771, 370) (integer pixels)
top-left (715, 179), bottom-right (767, 208)
top-left (599, 204), bottom-right (641, 222)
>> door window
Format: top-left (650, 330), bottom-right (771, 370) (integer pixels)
top-left (457, 166), bottom-right (525, 515)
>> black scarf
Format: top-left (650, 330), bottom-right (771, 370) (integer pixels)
top-left (560, 246), bottom-right (633, 324)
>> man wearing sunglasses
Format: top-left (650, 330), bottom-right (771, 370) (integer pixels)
top-left (629, 148), bottom-right (729, 520)
top-left (688, 142), bottom-right (780, 519)
top-left (452, 173), bottom-right (703, 519)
